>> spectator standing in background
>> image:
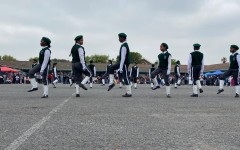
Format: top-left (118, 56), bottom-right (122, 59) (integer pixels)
top-left (174, 60), bottom-right (181, 88)
top-left (88, 60), bottom-right (96, 88)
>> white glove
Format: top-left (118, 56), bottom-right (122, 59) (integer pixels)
top-left (117, 69), bottom-right (123, 73)
top-left (167, 70), bottom-right (170, 75)
top-left (40, 71), bottom-right (44, 76)
top-left (188, 75), bottom-right (191, 80)
top-left (82, 65), bottom-right (86, 71)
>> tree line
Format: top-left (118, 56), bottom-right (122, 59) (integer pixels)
top-left (1, 52), bottom-right (145, 64)
top-left (0, 55), bottom-right (17, 61)
top-left (1, 53), bottom-right (228, 64)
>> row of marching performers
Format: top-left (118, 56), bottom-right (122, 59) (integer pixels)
top-left (26, 34), bottom-right (240, 98)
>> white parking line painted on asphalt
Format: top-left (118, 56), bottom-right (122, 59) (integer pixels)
top-left (4, 96), bottom-right (73, 150)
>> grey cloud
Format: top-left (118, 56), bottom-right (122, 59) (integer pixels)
top-left (0, 0), bottom-right (240, 64)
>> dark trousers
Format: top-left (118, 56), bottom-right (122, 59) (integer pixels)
top-left (53, 76), bottom-right (58, 80)
top-left (175, 74), bottom-right (179, 83)
top-left (191, 66), bottom-right (201, 85)
top-left (72, 62), bottom-right (92, 85)
top-left (131, 77), bottom-right (138, 83)
top-left (220, 69), bottom-right (239, 86)
top-left (26, 64), bottom-right (49, 85)
top-left (151, 67), bottom-right (169, 86)
top-left (109, 63), bottom-right (130, 85)
top-left (90, 77), bottom-right (94, 83)
top-left (102, 72), bottom-right (108, 79)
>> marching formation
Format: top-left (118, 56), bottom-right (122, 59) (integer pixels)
top-left (26, 34), bottom-right (240, 99)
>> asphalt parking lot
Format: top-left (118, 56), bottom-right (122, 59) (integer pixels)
top-left (1, 84), bottom-right (240, 150)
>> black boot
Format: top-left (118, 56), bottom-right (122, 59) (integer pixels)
top-left (41, 95), bottom-right (48, 98)
top-left (52, 83), bottom-right (56, 88)
top-left (191, 94), bottom-right (198, 97)
top-left (76, 94), bottom-right (80, 97)
top-left (108, 84), bottom-right (115, 91)
top-left (199, 89), bottom-right (203, 93)
top-left (235, 93), bottom-right (239, 98)
top-left (27, 88), bottom-right (38, 92)
top-left (167, 94), bottom-right (171, 98)
top-left (79, 84), bottom-right (88, 90)
top-left (217, 89), bottom-right (224, 94)
top-left (122, 93), bottom-right (132, 97)
top-left (152, 86), bottom-right (160, 90)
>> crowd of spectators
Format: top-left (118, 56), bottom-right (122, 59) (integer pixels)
top-left (0, 71), bottom-right (72, 85)
top-left (0, 72), bottom-right (25, 84)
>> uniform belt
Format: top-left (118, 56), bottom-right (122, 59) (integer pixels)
top-left (229, 68), bottom-right (238, 71)
top-left (158, 67), bottom-right (168, 70)
top-left (192, 65), bottom-right (201, 67)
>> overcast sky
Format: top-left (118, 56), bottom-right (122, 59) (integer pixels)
top-left (1, 0), bottom-right (240, 65)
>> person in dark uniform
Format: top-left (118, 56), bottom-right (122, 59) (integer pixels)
top-left (26, 37), bottom-right (51, 98)
top-left (70, 35), bottom-right (91, 97)
top-left (101, 60), bottom-right (113, 86)
top-left (217, 45), bottom-right (240, 97)
top-left (88, 60), bottom-right (96, 88)
top-left (174, 60), bottom-right (181, 88)
top-left (151, 43), bottom-right (172, 98)
top-left (108, 33), bottom-right (132, 97)
top-left (52, 62), bottom-right (58, 88)
top-left (130, 62), bottom-right (139, 89)
top-left (187, 43), bottom-right (204, 97)
top-left (149, 64), bottom-right (158, 89)
top-left (32, 59), bottom-right (38, 68)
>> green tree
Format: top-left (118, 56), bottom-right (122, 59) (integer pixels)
top-left (221, 57), bottom-right (227, 63)
top-left (85, 56), bottom-right (91, 63)
top-left (29, 57), bottom-right (39, 62)
top-left (0, 55), bottom-right (2, 60)
top-left (90, 55), bottom-right (109, 63)
top-left (116, 56), bottom-right (120, 62)
top-left (116, 52), bottom-right (143, 64)
top-left (130, 52), bottom-right (142, 64)
top-left (2, 55), bottom-right (17, 61)
top-left (51, 58), bottom-right (70, 62)
top-left (171, 59), bottom-right (177, 65)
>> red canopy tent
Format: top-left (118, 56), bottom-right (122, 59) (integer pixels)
top-left (0, 66), bottom-right (19, 73)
